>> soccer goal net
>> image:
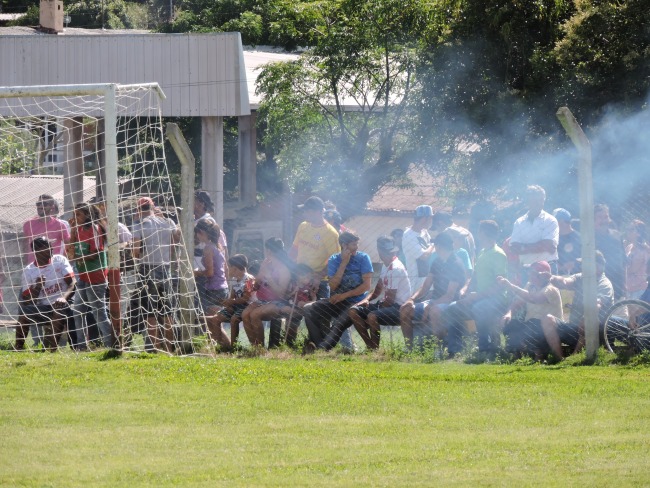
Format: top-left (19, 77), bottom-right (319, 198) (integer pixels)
top-left (0, 83), bottom-right (204, 355)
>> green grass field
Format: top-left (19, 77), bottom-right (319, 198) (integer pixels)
top-left (2, 350), bottom-right (650, 487)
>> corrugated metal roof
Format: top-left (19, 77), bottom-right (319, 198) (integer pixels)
top-left (243, 46), bottom-right (300, 109)
top-left (0, 31), bottom-right (250, 117)
top-left (0, 174), bottom-right (96, 230)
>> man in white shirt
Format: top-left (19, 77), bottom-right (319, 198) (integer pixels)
top-left (402, 205), bottom-right (435, 292)
top-left (348, 236), bottom-right (411, 350)
top-left (16, 236), bottom-right (76, 351)
top-left (509, 185), bottom-right (559, 279)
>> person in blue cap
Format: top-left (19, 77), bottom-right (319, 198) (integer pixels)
top-left (553, 208), bottom-right (581, 276)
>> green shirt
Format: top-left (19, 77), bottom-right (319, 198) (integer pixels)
top-left (474, 245), bottom-right (507, 294)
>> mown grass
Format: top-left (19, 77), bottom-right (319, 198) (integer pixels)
top-left (1, 350), bottom-right (650, 487)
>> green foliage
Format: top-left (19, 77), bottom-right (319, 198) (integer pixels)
top-left (256, 0), bottom-right (437, 214)
top-left (0, 119), bottom-right (39, 174)
top-left (550, 0), bottom-right (650, 121)
top-left (221, 11), bottom-right (263, 45)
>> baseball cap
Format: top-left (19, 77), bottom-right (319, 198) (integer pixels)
top-left (297, 196), bottom-right (325, 212)
top-left (415, 205), bottom-right (433, 218)
top-left (377, 236), bottom-right (399, 254)
top-left (553, 208), bottom-right (571, 222)
top-left (530, 261), bottom-right (552, 273)
top-left (138, 197), bottom-right (154, 208)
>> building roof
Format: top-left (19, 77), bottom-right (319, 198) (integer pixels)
top-left (0, 30), bottom-right (250, 117)
top-left (0, 174), bottom-right (96, 231)
top-left (243, 46), bottom-right (300, 109)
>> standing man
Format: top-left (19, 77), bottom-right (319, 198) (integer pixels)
top-left (303, 231), bottom-right (373, 350)
top-left (402, 205), bottom-right (435, 293)
top-left (594, 203), bottom-right (626, 300)
top-left (132, 197), bottom-right (181, 353)
top-left (290, 196), bottom-right (341, 299)
top-left (22, 194), bottom-right (71, 266)
top-left (431, 211), bottom-right (476, 266)
top-left (509, 185), bottom-right (559, 278)
top-left (290, 196), bottom-right (356, 349)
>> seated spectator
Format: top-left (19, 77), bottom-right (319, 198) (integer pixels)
top-left (441, 228), bottom-right (473, 281)
top-left (276, 264), bottom-right (318, 348)
top-left (554, 208), bottom-right (581, 276)
top-left (346, 236), bottom-right (410, 350)
top-left (498, 261), bottom-right (563, 358)
top-left (303, 231), bottom-right (373, 351)
top-left (241, 238), bottom-right (293, 347)
top-left (594, 204), bottom-right (626, 300)
top-left (400, 233), bottom-right (466, 348)
top-left (206, 254), bottom-right (255, 349)
top-left (540, 251), bottom-right (614, 358)
top-left (15, 236), bottom-right (76, 351)
top-left (624, 219), bottom-right (649, 300)
top-left (509, 185), bottom-right (559, 278)
top-left (442, 220), bottom-right (509, 356)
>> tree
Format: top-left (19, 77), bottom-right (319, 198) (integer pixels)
top-left (256, 0), bottom-right (438, 215)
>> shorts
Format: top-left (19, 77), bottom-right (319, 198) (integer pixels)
top-left (350, 302), bottom-right (401, 325)
top-left (216, 304), bottom-right (247, 320)
top-left (503, 318), bottom-right (546, 354)
top-left (198, 287), bottom-right (228, 312)
top-left (556, 320), bottom-right (580, 349)
top-left (19, 302), bottom-right (71, 325)
top-left (413, 301), bottom-right (450, 322)
top-left (133, 265), bottom-right (174, 318)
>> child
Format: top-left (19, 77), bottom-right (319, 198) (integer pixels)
top-left (206, 254), bottom-right (254, 349)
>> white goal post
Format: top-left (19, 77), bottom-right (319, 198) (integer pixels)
top-left (0, 83), bottom-right (203, 354)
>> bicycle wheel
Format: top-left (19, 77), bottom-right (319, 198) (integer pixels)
top-left (602, 299), bottom-right (650, 354)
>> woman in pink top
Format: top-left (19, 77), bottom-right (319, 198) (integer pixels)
top-left (625, 220), bottom-right (650, 299)
top-left (241, 237), bottom-right (292, 346)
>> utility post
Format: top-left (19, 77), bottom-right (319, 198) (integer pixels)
top-left (166, 122), bottom-right (199, 352)
top-left (556, 107), bottom-right (598, 362)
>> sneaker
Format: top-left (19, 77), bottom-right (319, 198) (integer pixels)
top-left (303, 341), bottom-right (317, 355)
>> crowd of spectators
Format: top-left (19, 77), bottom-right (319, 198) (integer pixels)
top-left (5, 184), bottom-right (647, 360)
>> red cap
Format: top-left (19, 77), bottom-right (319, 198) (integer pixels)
top-left (530, 261), bottom-right (551, 273)
top-left (138, 197), bottom-right (154, 208)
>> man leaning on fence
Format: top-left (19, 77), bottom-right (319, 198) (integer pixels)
top-left (131, 197), bottom-right (181, 353)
